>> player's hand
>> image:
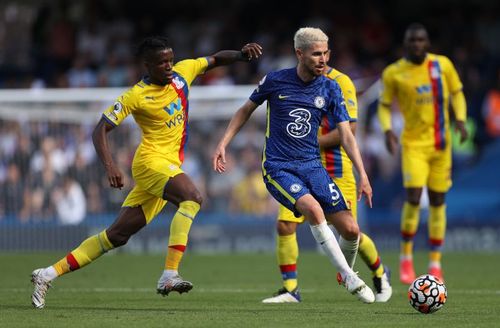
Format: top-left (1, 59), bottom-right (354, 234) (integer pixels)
top-left (105, 163), bottom-right (124, 189)
top-left (357, 174), bottom-right (373, 208)
top-left (455, 121), bottom-right (468, 144)
top-left (213, 145), bottom-right (227, 173)
top-left (241, 43), bottom-right (263, 60)
top-left (384, 130), bottom-right (399, 155)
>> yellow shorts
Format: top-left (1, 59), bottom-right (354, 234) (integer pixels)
top-left (123, 156), bottom-right (184, 223)
top-left (401, 145), bottom-right (452, 192)
top-left (277, 175), bottom-right (357, 223)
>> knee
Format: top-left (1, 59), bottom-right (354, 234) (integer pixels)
top-left (406, 188), bottom-right (422, 205)
top-left (341, 220), bottom-right (360, 240)
top-left (192, 191), bottom-right (203, 206)
top-left (106, 229), bottom-right (131, 247)
top-left (277, 221), bottom-right (296, 235)
top-left (297, 203), bottom-right (321, 220)
top-left (184, 190), bottom-right (203, 206)
top-left (429, 192), bottom-right (445, 206)
top-left (406, 197), bottom-right (420, 206)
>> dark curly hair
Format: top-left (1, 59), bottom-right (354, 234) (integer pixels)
top-left (136, 36), bottom-right (171, 59)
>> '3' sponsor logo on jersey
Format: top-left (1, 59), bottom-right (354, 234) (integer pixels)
top-left (287, 108), bottom-right (311, 138)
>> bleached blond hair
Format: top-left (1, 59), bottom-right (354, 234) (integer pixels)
top-left (293, 27), bottom-right (329, 50)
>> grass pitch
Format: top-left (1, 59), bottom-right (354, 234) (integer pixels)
top-left (1, 251), bottom-right (498, 327)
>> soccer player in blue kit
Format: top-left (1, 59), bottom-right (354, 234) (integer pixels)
top-left (213, 27), bottom-right (375, 303)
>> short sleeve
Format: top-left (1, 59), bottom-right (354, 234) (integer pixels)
top-left (249, 74), bottom-right (273, 105)
top-left (102, 88), bottom-right (137, 127)
top-left (335, 74), bottom-right (358, 121)
top-left (173, 57), bottom-right (209, 86)
top-left (329, 82), bottom-right (351, 124)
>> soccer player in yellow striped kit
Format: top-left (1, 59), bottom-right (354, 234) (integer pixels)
top-left (378, 23), bottom-right (467, 284)
top-left (262, 55), bottom-right (392, 303)
top-left (30, 36), bottom-right (262, 309)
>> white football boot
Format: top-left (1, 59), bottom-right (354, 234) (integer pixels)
top-left (157, 274), bottom-right (193, 296)
top-left (373, 266), bottom-right (393, 302)
top-left (262, 287), bottom-right (301, 303)
top-left (31, 269), bottom-right (52, 309)
top-left (337, 272), bottom-right (375, 304)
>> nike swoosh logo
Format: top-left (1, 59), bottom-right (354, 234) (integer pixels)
top-left (278, 95), bottom-right (290, 99)
top-left (332, 200), bottom-right (341, 206)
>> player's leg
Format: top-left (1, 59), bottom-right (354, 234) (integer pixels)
top-left (31, 205), bottom-right (147, 308)
top-left (262, 213), bottom-right (302, 303)
top-left (303, 167), bottom-right (374, 303)
top-left (297, 194), bottom-right (354, 277)
top-left (399, 187), bottom-right (422, 284)
top-left (335, 177), bottom-right (392, 301)
top-left (277, 220), bottom-right (299, 292)
top-left (327, 209), bottom-right (360, 268)
top-left (308, 170), bottom-right (360, 273)
top-left (427, 190), bottom-right (446, 281)
top-left (426, 146), bottom-right (451, 282)
top-left (400, 146), bottom-right (429, 284)
top-left (331, 180), bottom-right (360, 268)
top-left (358, 233), bottom-right (392, 302)
top-left (317, 207), bottom-right (373, 303)
top-left (157, 172), bottom-right (202, 296)
top-left (264, 167), bottom-right (374, 303)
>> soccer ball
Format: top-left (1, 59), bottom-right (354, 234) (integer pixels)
top-left (408, 274), bottom-right (447, 314)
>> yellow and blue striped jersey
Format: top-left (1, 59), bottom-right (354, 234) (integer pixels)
top-left (319, 68), bottom-right (357, 178)
top-left (102, 57), bottom-right (208, 165)
top-left (379, 53), bottom-right (463, 149)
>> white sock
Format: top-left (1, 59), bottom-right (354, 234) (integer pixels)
top-left (310, 221), bottom-right (353, 277)
top-left (400, 254), bottom-right (413, 261)
top-left (429, 261), bottom-right (441, 268)
top-left (163, 269), bottom-right (178, 278)
top-left (42, 266), bottom-right (58, 281)
top-left (339, 236), bottom-right (359, 269)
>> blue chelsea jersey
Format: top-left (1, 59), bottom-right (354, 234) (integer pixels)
top-left (250, 68), bottom-right (350, 165)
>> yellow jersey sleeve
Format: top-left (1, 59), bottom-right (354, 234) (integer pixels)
top-left (335, 73), bottom-right (358, 121)
top-left (102, 87), bottom-right (140, 126)
top-left (441, 55), bottom-right (467, 121)
top-left (377, 66), bottom-right (396, 132)
top-left (379, 66), bottom-right (396, 106)
top-left (173, 57), bottom-right (209, 86)
top-left (441, 56), bottom-right (463, 94)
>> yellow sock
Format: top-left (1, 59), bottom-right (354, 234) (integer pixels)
top-left (428, 205), bottom-right (446, 265)
top-left (401, 202), bottom-right (420, 258)
top-left (165, 248), bottom-right (184, 271)
top-left (165, 200), bottom-right (200, 271)
top-left (358, 233), bottom-right (384, 277)
top-left (277, 233), bottom-right (298, 292)
top-left (53, 230), bottom-right (113, 276)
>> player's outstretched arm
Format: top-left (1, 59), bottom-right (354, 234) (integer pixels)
top-left (213, 100), bottom-right (259, 173)
top-left (206, 43), bottom-right (262, 70)
top-left (337, 121), bottom-right (373, 208)
top-left (92, 118), bottom-right (124, 189)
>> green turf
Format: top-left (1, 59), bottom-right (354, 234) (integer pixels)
top-left (1, 251), bottom-right (498, 327)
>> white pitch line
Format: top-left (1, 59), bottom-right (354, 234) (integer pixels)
top-left (3, 288), bottom-right (500, 295)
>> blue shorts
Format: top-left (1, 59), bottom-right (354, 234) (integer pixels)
top-left (263, 161), bottom-right (348, 217)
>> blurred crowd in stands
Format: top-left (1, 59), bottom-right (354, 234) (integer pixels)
top-left (0, 117), bottom-right (277, 223)
top-left (1, 0), bottom-right (499, 223)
